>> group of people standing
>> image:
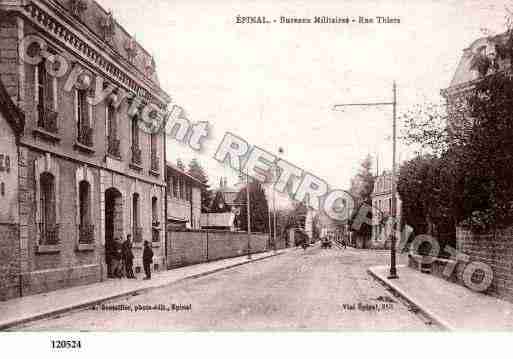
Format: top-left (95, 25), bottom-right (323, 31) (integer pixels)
top-left (105, 235), bottom-right (154, 280)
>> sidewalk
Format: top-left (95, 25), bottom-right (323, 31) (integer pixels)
top-left (0, 250), bottom-right (285, 330)
top-left (369, 265), bottom-right (513, 331)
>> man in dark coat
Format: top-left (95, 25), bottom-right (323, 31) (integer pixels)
top-left (143, 240), bottom-right (154, 280)
top-left (122, 235), bottom-right (135, 279)
top-left (111, 237), bottom-right (123, 278)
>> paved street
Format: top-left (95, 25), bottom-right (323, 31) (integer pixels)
top-left (15, 247), bottom-right (435, 331)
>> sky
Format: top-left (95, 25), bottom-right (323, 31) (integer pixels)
top-left (98, 0), bottom-right (506, 195)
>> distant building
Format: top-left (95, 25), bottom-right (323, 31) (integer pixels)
top-left (166, 163), bottom-right (204, 229)
top-left (441, 32), bottom-right (509, 138)
top-left (200, 212), bottom-right (235, 231)
top-left (210, 177), bottom-right (244, 229)
top-left (371, 171), bottom-right (402, 248)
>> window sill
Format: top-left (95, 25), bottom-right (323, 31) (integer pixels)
top-left (76, 243), bottom-right (95, 252)
top-left (36, 244), bottom-right (61, 254)
top-left (33, 128), bottom-right (61, 143)
top-left (105, 154), bottom-right (122, 162)
top-left (74, 141), bottom-right (95, 154)
top-left (149, 169), bottom-right (160, 177)
top-left (129, 162), bottom-right (143, 171)
top-left (151, 241), bottom-right (161, 248)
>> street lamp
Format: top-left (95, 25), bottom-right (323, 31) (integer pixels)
top-left (332, 82), bottom-right (399, 279)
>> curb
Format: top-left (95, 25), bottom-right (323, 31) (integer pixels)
top-left (1, 251), bottom-right (284, 331)
top-left (367, 266), bottom-right (454, 331)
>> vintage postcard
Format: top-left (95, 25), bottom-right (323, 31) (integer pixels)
top-left (0, 0), bottom-right (512, 356)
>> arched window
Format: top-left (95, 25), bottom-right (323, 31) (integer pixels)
top-left (152, 196), bottom-right (158, 224)
top-left (151, 196), bottom-right (159, 243)
top-left (78, 180), bottom-right (94, 243)
top-left (79, 180), bottom-right (91, 226)
top-left (40, 172), bottom-right (57, 244)
top-left (106, 103), bottom-right (120, 157)
top-left (132, 193), bottom-right (141, 242)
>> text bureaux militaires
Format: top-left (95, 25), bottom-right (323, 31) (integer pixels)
top-left (235, 15), bottom-right (401, 24)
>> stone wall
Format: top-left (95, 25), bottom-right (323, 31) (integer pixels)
top-left (407, 226), bottom-right (513, 303)
top-left (167, 229), bottom-right (269, 268)
top-left (0, 224), bottom-right (20, 300)
top-left (19, 149), bottom-right (102, 295)
top-left (456, 226), bottom-right (513, 302)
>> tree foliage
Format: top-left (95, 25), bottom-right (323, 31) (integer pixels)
top-left (348, 155), bottom-right (375, 237)
top-left (236, 180), bottom-right (270, 233)
top-left (458, 71), bottom-right (513, 228)
top-left (401, 64), bottom-right (513, 233)
top-left (187, 158), bottom-right (213, 212)
top-left (349, 154), bottom-right (375, 206)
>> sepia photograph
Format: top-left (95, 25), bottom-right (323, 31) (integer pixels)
top-left (0, 0), bottom-right (512, 356)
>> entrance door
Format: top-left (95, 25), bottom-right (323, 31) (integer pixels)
top-left (105, 187), bottom-right (123, 246)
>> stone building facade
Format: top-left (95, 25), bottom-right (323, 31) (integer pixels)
top-left (166, 163), bottom-right (204, 230)
top-left (0, 0), bottom-right (170, 296)
top-left (371, 171), bottom-right (401, 249)
top-left (0, 78), bottom-right (24, 300)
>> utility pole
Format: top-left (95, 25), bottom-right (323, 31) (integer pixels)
top-left (267, 192), bottom-right (272, 251)
top-left (272, 147), bottom-right (284, 252)
top-left (389, 82), bottom-right (398, 279)
top-left (246, 168), bottom-right (251, 259)
top-left (332, 81), bottom-right (398, 279)
top-left (273, 182), bottom-right (277, 252)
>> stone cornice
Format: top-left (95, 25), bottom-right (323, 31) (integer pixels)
top-left (17, 0), bottom-right (171, 107)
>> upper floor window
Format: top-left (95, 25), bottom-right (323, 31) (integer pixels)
top-left (172, 176), bottom-right (178, 198)
top-left (131, 116), bottom-right (141, 165)
top-left (131, 116), bottom-right (139, 147)
top-left (180, 178), bottom-right (185, 199)
top-left (76, 89), bottom-right (93, 147)
top-left (106, 104), bottom-right (120, 158)
top-left (150, 133), bottom-right (159, 173)
top-left (185, 182), bottom-right (191, 202)
top-left (36, 60), bottom-right (58, 134)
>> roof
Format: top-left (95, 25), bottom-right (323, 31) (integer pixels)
top-left (0, 78), bottom-right (24, 136)
top-left (200, 212), bottom-right (235, 228)
top-left (166, 162), bottom-right (206, 187)
top-left (222, 190), bottom-right (240, 205)
top-left (213, 182), bottom-right (245, 205)
top-left (445, 32), bottom-right (510, 91)
top-left (53, 0), bottom-right (162, 87)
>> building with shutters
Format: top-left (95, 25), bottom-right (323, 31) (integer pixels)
top-left (166, 163), bottom-right (204, 230)
top-left (0, 0), bottom-right (171, 296)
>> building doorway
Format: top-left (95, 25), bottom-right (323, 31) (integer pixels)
top-left (105, 187), bottom-right (123, 243)
top-left (105, 188), bottom-right (123, 277)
